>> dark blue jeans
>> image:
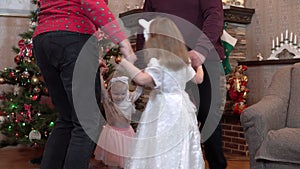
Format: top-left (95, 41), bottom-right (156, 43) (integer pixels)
top-left (33, 31), bottom-right (102, 169)
top-left (198, 65), bottom-right (227, 169)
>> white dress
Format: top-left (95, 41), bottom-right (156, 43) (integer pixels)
top-left (125, 58), bottom-right (205, 169)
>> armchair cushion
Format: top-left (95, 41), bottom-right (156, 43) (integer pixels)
top-left (287, 64), bottom-right (300, 128)
top-left (255, 128), bottom-right (300, 165)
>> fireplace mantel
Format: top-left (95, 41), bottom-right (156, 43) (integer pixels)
top-left (224, 6), bottom-right (255, 24)
top-left (119, 6), bottom-right (255, 25)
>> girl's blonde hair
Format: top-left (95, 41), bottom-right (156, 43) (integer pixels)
top-left (144, 17), bottom-right (190, 70)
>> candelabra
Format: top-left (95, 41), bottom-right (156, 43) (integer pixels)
top-left (268, 30), bottom-right (300, 60)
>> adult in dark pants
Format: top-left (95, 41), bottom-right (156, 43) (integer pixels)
top-left (136, 0), bottom-right (227, 168)
top-left (32, 1), bottom-right (136, 169)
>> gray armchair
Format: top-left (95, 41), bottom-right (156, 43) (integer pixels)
top-left (240, 63), bottom-right (300, 169)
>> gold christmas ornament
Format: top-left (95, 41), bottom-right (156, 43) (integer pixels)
top-left (0, 77), bottom-right (5, 84)
top-left (115, 55), bottom-right (122, 64)
top-left (31, 75), bottom-right (39, 85)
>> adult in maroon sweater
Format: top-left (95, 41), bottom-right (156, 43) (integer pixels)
top-left (136, 0), bottom-right (227, 169)
top-left (33, 1), bottom-right (135, 169)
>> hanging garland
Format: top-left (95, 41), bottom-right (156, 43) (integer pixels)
top-left (226, 65), bottom-right (249, 115)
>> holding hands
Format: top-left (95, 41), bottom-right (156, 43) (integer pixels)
top-left (189, 50), bottom-right (205, 84)
top-left (119, 39), bottom-right (137, 63)
top-left (99, 58), bottom-right (109, 75)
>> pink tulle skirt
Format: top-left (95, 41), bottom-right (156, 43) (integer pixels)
top-left (94, 124), bottom-right (135, 168)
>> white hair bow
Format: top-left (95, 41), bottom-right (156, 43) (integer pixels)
top-left (138, 19), bottom-right (153, 41)
top-left (109, 76), bottom-right (129, 86)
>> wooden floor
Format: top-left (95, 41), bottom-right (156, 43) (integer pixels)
top-left (0, 145), bottom-right (250, 169)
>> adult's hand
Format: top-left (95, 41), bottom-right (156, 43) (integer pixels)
top-left (119, 39), bottom-right (137, 63)
top-left (189, 50), bottom-right (206, 70)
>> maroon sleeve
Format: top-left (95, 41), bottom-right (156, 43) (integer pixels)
top-left (143, 0), bottom-right (153, 12)
top-left (194, 0), bottom-right (224, 59)
top-left (136, 30), bottom-right (145, 51)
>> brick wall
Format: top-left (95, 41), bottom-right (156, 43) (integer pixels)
top-left (221, 102), bottom-right (248, 156)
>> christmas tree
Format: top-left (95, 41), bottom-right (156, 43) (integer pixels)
top-left (0, 0), bottom-right (57, 147)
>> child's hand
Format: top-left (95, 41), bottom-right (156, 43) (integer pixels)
top-left (99, 59), bottom-right (108, 75)
top-left (194, 65), bottom-right (204, 84)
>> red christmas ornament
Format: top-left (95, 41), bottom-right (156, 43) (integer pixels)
top-left (18, 39), bottom-right (25, 48)
top-left (31, 95), bottom-right (39, 101)
top-left (9, 72), bottom-right (15, 79)
top-left (14, 55), bottom-right (21, 64)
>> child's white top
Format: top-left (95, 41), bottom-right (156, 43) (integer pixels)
top-left (102, 76), bottom-right (143, 128)
top-left (113, 85), bottom-right (143, 121)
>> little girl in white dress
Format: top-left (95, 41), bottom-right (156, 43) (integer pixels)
top-left (94, 76), bottom-right (143, 169)
top-left (115, 17), bottom-right (205, 169)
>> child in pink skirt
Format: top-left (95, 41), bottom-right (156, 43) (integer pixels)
top-left (94, 76), bottom-right (143, 169)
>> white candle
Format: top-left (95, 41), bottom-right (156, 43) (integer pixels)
top-left (276, 36), bottom-right (279, 46)
top-left (280, 33), bottom-right (284, 42)
top-left (272, 39), bottom-right (275, 48)
top-left (286, 30), bottom-right (288, 39)
top-left (294, 35), bottom-right (297, 44)
top-left (290, 32), bottom-right (293, 42)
